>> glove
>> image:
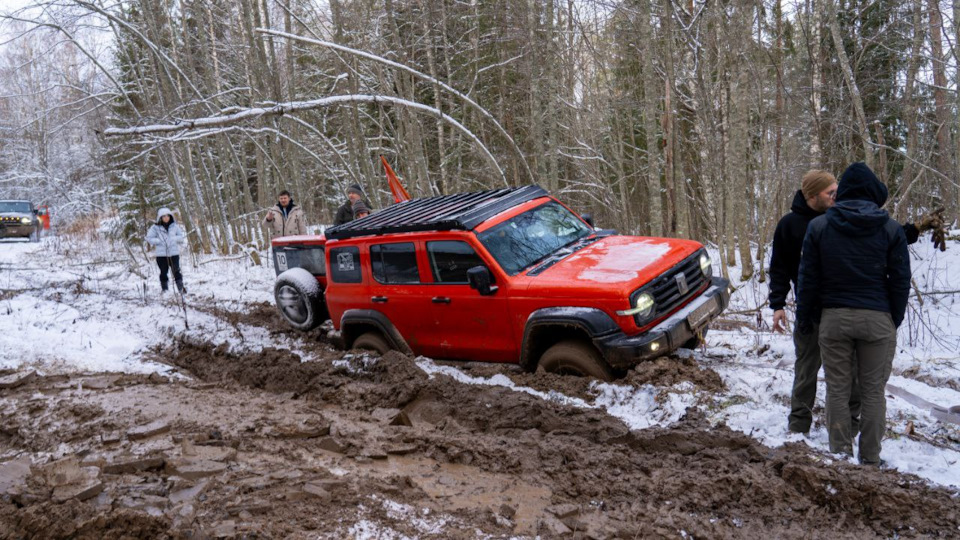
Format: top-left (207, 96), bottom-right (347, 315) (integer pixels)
top-left (917, 208), bottom-right (944, 233)
top-left (796, 320), bottom-right (814, 336)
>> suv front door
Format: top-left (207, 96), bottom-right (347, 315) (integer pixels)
top-left (419, 240), bottom-right (516, 362)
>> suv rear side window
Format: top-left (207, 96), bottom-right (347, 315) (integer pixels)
top-left (427, 241), bottom-right (485, 284)
top-left (371, 243), bottom-right (420, 284)
top-left (329, 246), bottom-right (362, 283)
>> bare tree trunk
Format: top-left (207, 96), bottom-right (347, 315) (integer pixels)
top-left (640, 0), bottom-right (663, 236)
top-left (899, 0), bottom-right (925, 220)
top-left (929, 0), bottom-right (955, 216)
top-left (826, 0), bottom-right (874, 168)
top-left (662, 2), bottom-right (678, 236)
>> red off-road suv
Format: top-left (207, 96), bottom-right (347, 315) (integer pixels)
top-left (271, 186), bottom-right (730, 379)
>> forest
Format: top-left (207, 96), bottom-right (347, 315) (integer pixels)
top-left (1, 0), bottom-right (958, 280)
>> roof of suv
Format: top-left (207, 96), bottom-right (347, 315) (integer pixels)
top-left (325, 185), bottom-right (548, 240)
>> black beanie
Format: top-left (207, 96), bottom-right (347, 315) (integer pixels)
top-left (837, 162), bottom-right (888, 206)
top-left (347, 184), bottom-right (364, 196)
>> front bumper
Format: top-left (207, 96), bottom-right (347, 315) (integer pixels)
top-left (597, 276), bottom-right (731, 369)
top-left (0, 224), bottom-right (35, 238)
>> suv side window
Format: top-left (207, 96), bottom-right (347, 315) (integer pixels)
top-left (371, 243), bottom-right (420, 284)
top-left (427, 241), bottom-right (485, 284)
top-left (329, 246), bottom-right (362, 283)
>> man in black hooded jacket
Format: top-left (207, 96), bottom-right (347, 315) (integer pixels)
top-left (796, 162), bottom-right (910, 465)
top-left (769, 169), bottom-right (929, 434)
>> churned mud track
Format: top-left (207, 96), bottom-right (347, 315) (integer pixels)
top-left (164, 340), bottom-right (960, 537)
top-left (2, 335), bottom-right (959, 537)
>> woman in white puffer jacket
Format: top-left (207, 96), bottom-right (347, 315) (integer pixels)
top-left (145, 208), bottom-right (187, 294)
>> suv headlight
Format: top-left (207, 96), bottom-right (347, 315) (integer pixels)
top-left (699, 253), bottom-right (712, 277)
top-left (20, 217), bottom-right (31, 224)
top-left (617, 291), bottom-right (655, 320)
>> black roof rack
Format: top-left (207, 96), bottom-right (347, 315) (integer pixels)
top-left (326, 185), bottom-right (548, 240)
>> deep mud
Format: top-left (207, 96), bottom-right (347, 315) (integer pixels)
top-left (623, 354), bottom-right (726, 392)
top-left (4, 335), bottom-right (958, 539)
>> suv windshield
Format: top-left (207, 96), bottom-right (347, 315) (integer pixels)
top-left (0, 201), bottom-right (32, 213)
top-left (478, 201), bottom-right (592, 275)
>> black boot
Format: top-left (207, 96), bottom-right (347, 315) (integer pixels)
top-left (176, 280), bottom-right (187, 294)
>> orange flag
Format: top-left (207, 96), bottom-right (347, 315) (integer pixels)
top-left (381, 155), bottom-right (411, 203)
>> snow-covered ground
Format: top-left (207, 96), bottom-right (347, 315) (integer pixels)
top-left (1, 230), bottom-right (958, 492)
top-left (0, 234), bottom-right (300, 374)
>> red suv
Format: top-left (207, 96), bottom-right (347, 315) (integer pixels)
top-left (271, 186), bottom-right (729, 379)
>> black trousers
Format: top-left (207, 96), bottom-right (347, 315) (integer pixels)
top-left (156, 256), bottom-right (184, 291)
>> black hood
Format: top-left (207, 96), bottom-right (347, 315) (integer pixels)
top-left (826, 200), bottom-right (890, 237)
top-left (837, 162), bottom-right (888, 206)
top-left (277, 201), bottom-right (296, 212)
top-left (789, 190), bottom-right (820, 217)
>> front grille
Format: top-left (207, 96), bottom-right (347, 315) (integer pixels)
top-left (647, 251), bottom-right (707, 319)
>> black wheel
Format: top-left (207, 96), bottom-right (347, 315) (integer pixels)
top-left (274, 268), bottom-right (326, 331)
top-left (538, 340), bottom-right (614, 381)
top-left (352, 331), bottom-right (392, 355)
top-left (29, 227), bottom-right (40, 242)
top-left (682, 325), bottom-right (709, 350)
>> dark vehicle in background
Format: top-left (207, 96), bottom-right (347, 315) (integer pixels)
top-left (0, 200), bottom-right (42, 242)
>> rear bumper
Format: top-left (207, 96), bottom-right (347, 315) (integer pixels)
top-left (597, 277), bottom-right (731, 369)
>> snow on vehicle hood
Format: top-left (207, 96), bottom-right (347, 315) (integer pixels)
top-left (523, 235), bottom-right (702, 297)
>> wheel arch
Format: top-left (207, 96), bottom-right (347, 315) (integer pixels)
top-left (340, 309), bottom-right (413, 355)
top-left (520, 307), bottom-right (619, 372)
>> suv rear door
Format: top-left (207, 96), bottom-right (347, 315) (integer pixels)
top-left (418, 239), bottom-right (517, 362)
top-left (367, 241), bottom-right (431, 350)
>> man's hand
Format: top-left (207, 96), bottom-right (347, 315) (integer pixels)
top-left (265, 213), bottom-right (274, 222)
top-left (772, 309), bottom-right (788, 333)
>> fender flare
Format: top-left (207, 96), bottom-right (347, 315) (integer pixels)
top-left (520, 307), bottom-right (619, 371)
top-left (340, 309), bottom-right (413, 355)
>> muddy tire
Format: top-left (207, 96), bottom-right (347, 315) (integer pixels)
top-left (538, 340), bottom-right (614, 381)
top-left (274, 268), bottom-right (326, 331)
top-left (353, 331), bottom-right (392, 355)
top-left (681, 326), bottom-right (709, 350)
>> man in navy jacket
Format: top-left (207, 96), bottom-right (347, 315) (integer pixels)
top-left (796, 162), bottom-right (910, 465)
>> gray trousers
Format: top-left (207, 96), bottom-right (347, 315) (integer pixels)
top-left (788, 322), bottom-right (861, 434)
top-left (818, 308), bottom-right (896, 464)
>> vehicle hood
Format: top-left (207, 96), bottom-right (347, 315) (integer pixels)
top-left (522, 235), bottom-right (703, 298)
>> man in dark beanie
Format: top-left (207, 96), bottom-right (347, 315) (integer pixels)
top-left (334, 184), bottom-right (368, 226)
top-left (796, 162), bottom-right (910, 465)
top-left (352, 201), bottom-right (371, 219)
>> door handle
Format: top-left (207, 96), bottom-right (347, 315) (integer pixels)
top-left (431, 296), bottom-right (451, 304)
top-left (371, 296), bottom-right (388, 303)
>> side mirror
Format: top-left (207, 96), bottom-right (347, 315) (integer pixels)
top-left (581, 213), bottom-right (595, 228)
top-left (467, 266), bottom-right (498, 296)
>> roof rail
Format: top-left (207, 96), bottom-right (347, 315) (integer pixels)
top-left (325, 185), bottom-right (548, 240)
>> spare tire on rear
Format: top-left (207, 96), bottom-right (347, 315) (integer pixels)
top-left (274, 268), bottom-right (326, 331)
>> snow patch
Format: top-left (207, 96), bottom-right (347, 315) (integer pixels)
top-left (573, 241), bottom-right (672, 283)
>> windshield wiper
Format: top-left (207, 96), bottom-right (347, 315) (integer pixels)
top-left (526, 235), bottom-right (597, 275)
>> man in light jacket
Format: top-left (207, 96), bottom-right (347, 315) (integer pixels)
top-left (146, 208), bottom-right (187, 294)
top-left (264, 190), bottom-right (308, 237)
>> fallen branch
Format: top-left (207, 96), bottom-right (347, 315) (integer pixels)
top-left (103, 94), bottom-right (507, 185)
